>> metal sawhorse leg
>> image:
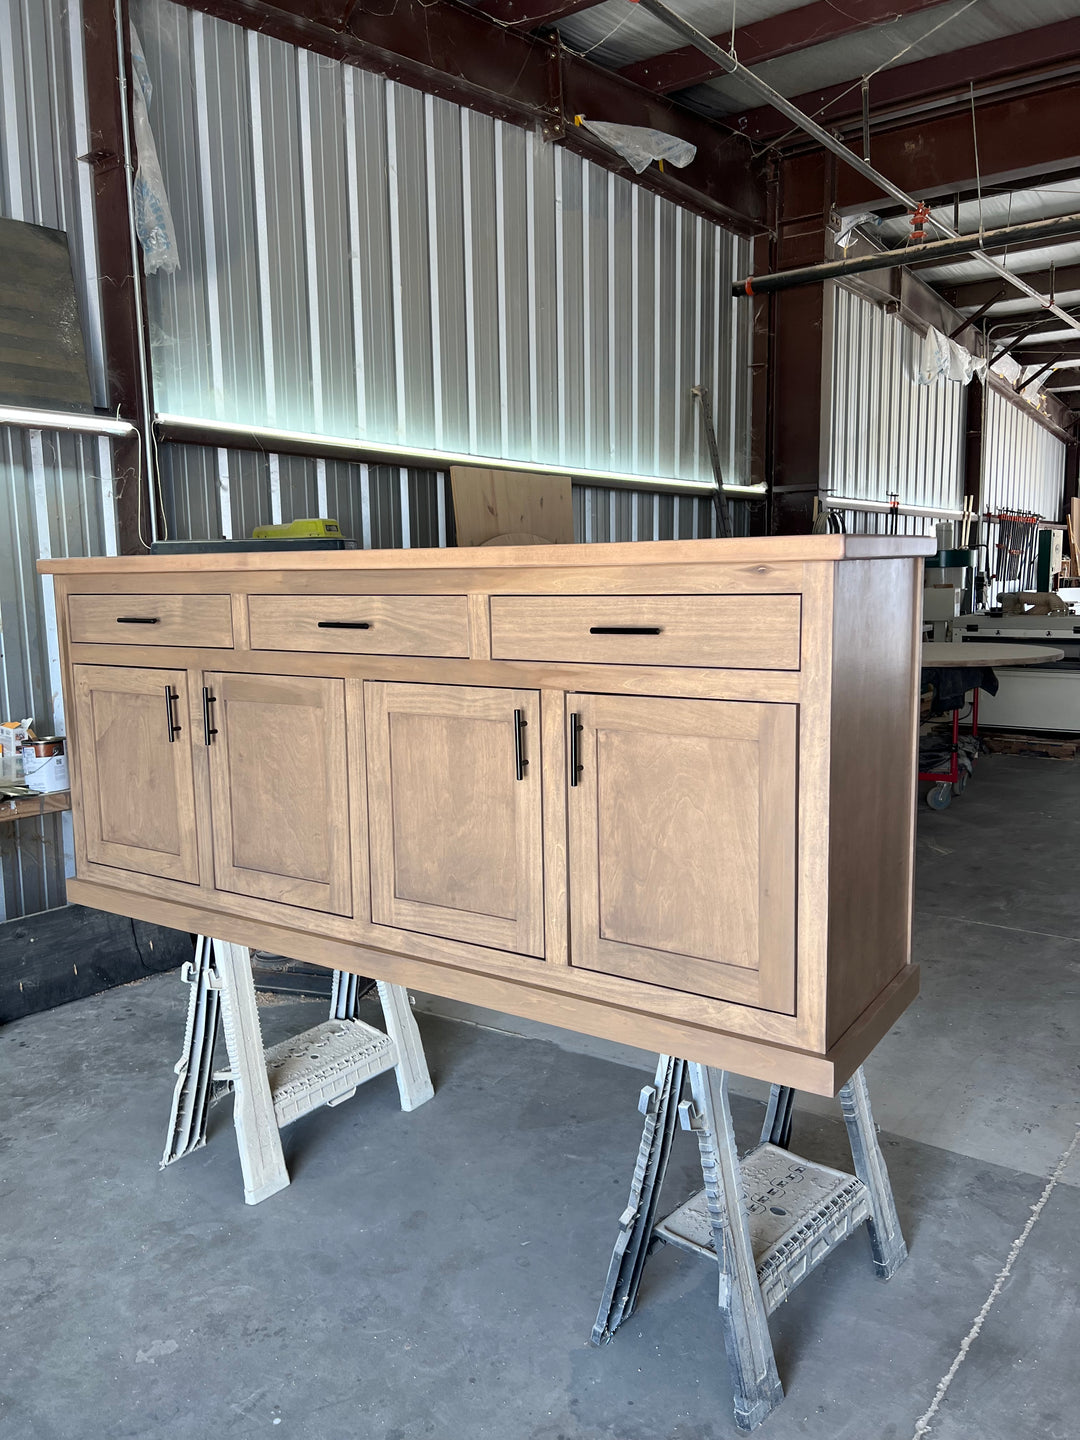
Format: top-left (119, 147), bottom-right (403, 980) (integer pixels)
top-left (592, 1059), bottom-right (906, 1431)
top-left (161, 938), bottom-right (433, 1204)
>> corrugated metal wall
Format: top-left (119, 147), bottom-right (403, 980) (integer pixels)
top-left (0, 427), bottom-right (118, 919)
top-left (158, 442), bottom-right (754, 546)
top-left (133, 0), bottom-right (753, 491)
top-left (982, 384), bottom-right (1066, 600)
top-left (827, 286), bottom-right (967, 536)
top-left (0, 0), bottom-right (118, 918)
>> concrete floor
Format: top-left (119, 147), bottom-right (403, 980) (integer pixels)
top-left (1, 754), bottom-right (1078, 1440)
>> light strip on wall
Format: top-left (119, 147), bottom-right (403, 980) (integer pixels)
top-left (0, 406), bottom-right (137, 438)
top-left (155, 414), bottom-right (767, 498)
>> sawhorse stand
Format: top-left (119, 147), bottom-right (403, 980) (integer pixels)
top-left (161, 937), bottom-right (433, 1204)
top-left (592, 1059), bottom-right (906, 1432)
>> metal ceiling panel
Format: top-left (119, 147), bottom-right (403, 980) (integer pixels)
top-left (554, 0), bottom-right (791, 73)
top-left (682, 0), bottom-right (1080, 116)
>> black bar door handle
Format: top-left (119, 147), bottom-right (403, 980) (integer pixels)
top-left (513, 709), bottom-right (528, 781)
top-left (317, 620), bottom-right (371, 629)
top-left (588, 625), bottom-right (662, 635)
top-left (569, 713), bottom-right (583, 787)
top-left (202, 687), bottom-right (218, 746)
top-left (117, 616), bottom-right (160, 624)
top-left (164, 686), bottom-right (181, 743)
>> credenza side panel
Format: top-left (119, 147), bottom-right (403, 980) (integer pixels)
top-left (825, 557), bottom-right (922, 1047)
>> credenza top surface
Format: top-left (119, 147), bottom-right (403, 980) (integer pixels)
top-left (39, 534), bottom-right (936, 575)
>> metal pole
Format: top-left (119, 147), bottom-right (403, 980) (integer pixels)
top-left (633, 0), bottom-right (1080, 336)
top-left (727, 215), bottom-right (1080, 296)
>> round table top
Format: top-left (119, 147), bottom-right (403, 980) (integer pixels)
top-left (921, 642), bottom-right (1064, 668)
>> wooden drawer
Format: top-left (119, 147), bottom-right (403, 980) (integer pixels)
top-left (68, 593), bottom-right (233, 647)
top-left (489, 594), bottom-right (801, 669)
top-left (247, 594), bottom-right (470, 657)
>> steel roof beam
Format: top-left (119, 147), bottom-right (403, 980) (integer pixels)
top-left (731, 17), bottom-right (1080, 142)
top-left (943, 264), bottom-right (1080, 311)
top-left (620, 0), bottom-right (950, 96)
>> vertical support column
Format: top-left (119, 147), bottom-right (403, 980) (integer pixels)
top-left (81, 0), bottom-right (157, 554)
top-left (839, 1066), bottom-right (908, 1280)
top-left (686, 1065), bottom-right (783, 1432)
top-left (212, 939), bottom-right (290, 1206)
top-left (767, 153), bottom-right (834, 536)
top-left (376, 981), bottom-right (434, 1112)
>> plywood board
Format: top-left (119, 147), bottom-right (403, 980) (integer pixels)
top-left (450, 467), bottom-right (574, 547)
top-left (0, 217), bottom-right (92, 410)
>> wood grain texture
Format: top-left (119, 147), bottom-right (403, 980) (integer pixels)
top-left (46, 560), bottom-right (810, 598)
top-left (206, 671), bottom-right (352, 915)
top-left (52, 544), bottom-right (927, 1084)
top-left (248, 594), bottom-right (470, 657)
top-left (67, 645), bottom-right (803, 704)
top-left (68, 874), bottom-right (910, 1095)
top-left (450, 466), bottom-right (574, 547)
top-left (72, 663), bottom-right (200, 883)
top-left (490, 594), bottom-right (801, 669)
top-left (40, 534), bottom-right (935, 575)
top-left (68, 593), bottom-right (233, 648)
top-left (567, 694), bottom-right (796, 1012)
top-left (790, 561), bottom-right (835, 1051)
top-left (365, 681), bottom-right (545, 956)
top-left (72, 847), bottom-right (804, 1047)
top-left (825, 559), bottom-right (921, 1047)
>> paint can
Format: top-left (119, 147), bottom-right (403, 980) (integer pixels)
top-left (21, 736), bottom-right (69, 793)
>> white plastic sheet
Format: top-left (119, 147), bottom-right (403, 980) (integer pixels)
top-left (915, 326), bottom-right (987, 386)
top-left (578, 120), bottom-right (696, 175)
top-left (130, 24), bottom-right (180, 274)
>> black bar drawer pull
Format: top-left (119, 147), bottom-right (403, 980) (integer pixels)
top-left (317, 620), bottom-right (371, 630)
top-left (202, 687), bottom-right (218, 746)
top-left (117, 616), bottom-right (160, 624)
top-left (569, 712), bottom-right (583, 787)
top-left (164, 686), bottom-right (181, 743)
top-left (588, 625), bottom-right (662, 635)
top-left (513, 709), bottom-right (528, 781)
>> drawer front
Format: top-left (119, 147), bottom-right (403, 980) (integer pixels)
top-left (489, 594), bottom-right (801, 670)
top-left (248, 594), bottom-right (470, 657)
top-left (68, 593), bottom-right (233, 648)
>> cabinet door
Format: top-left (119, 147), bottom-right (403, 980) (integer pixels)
top-left (205, 672), bottom-right (351, 915)
top-left (567, 694), bottom-right (796, 1012)
top-left (72, 663), bottom-right (199, 883)
top-left (365, 682), bottom-right (544, 957)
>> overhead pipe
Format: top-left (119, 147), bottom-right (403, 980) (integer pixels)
top-left (632, 0), bottom-right (1080, 336)
top-left (715, 215), bottom-right (1080, 297)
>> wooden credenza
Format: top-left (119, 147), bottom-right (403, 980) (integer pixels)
top-left (41, 534), bottom-right (932, 1095)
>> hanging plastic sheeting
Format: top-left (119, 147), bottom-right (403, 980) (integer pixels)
top-left (576, 118), bottom-right (695, 175)
top-left (915, 325), bottom-right (987, 386)
top-left (130, 23), bottom-right (179, 273)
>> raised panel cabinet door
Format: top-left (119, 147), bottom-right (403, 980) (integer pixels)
top-left (205, 672), bottom-right (351, 915)
top-left (72, 663), bottom-right (200, 883)
top-left (567, 694), bottom-right (796, 1013)
top-left (365, 682), bottom-right (545, 957)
